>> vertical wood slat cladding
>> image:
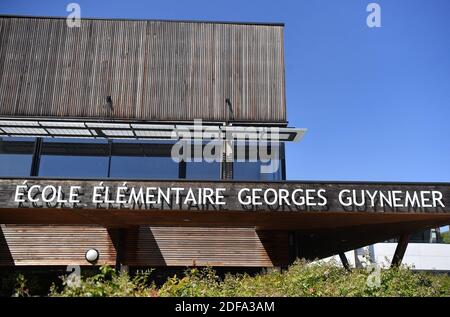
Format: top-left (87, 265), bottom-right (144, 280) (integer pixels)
top-left (0, 17), bottom-right (286, 123)
top-left (0, 225), bottom-right (287, 267)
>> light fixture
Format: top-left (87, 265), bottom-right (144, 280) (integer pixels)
top-left (106, 96), bottom-right (113, 110)
top-left (85, 248), bottom-right (100, 264)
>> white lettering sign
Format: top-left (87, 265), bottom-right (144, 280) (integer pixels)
top-left (13, 184), bottom-right (446, 210)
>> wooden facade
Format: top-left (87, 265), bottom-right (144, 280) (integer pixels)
top-left (1, 16), bottom-right (449, 269)
top-left (0, 16), bottom-right (286, 123)
top-left (0, 178), bottom-right (449, 267)
top-left (0, 225), bottom-right (288, 267)
top-left (0, 16), bottom-right (294, 268)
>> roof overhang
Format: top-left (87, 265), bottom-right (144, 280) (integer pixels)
top-left (0, 117), bottom-right (306, 142)
top-left (1, 178), bottom-right (449, 260)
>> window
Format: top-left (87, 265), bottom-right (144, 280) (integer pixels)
top-left (0, 137), bottom-right (284, 181)
top-left (109, 140), bottom-right (179, 179)
top-left (232, 142), bottom-right (284, 181)
top-left (233, 161), bottom-right (282, 181)
top-left (184, 141), bottom-right (221, 180)
top-left (38, 138), bottom-right (109, 178)
top-left (186, 161), bottom-right (221, 180)
top-left (410, 230), bottom-right (432, 243)
top-left (0, 137), bottom-right (35, 176)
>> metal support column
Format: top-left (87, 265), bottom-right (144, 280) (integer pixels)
top-left (280, 143), bottom-right (286, 180)
top-left (179, 160), bottom-right (187, 179)
top-left (221, 139), bottom-right (233, 180)
top-left (30, 137), bottom-right (43, 176)
top-left (391, 234), bottom-right (411, 267)
top-left (339, 252), bottom-right (351, 271)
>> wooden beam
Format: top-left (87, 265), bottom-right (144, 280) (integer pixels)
top-left (391, 234), bottom-right (411, 267)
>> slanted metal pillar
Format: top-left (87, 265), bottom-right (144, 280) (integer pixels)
top-left (339, 252), bottom-right (351, 271)
top-left (391, 234), bottom-right (411, 267)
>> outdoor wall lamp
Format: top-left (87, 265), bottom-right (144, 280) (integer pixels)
top-left (85, 248), bottom-right (100, 264)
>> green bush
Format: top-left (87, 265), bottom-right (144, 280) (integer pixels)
top-left (442, 231), bottom-right (450, 244)
top-left (158, 260), bottom-right (449, 297)
top-left (49, 266), bottom-right (157, 297)
top-left (43, 260), bottom-right (450, 297)
top-left (12, 274), bottom-right (30, 297)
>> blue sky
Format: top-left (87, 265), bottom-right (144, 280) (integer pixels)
top-left (1, 0), bottom-right (450, 184)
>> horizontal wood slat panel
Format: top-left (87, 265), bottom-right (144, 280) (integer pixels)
top-left (0, 17), bottom-right (286, 123)
top-left (123, 227), bottom-right (287, 267)
top-left (0, 225), bottom-right (117, 266)
top-left (0, 225), bottom-right (287, 267)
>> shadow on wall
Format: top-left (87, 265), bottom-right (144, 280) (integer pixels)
top-left (117, 226), bottom-right (167, 267)
top-left (256, 230), bottom-right (290, 267)
top-left (0, 225), bottom-right (14, 266)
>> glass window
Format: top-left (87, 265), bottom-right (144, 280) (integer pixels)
top-left (184, 141), bottom-right (221, 180)
top-left (186, 161), bottom-right (221, 180)
top-left (39, 138), bottom-right (109, 178)
top-left (410, 230), bottom-right (431, 243)
top-left (233, 161), bottom-right (282, 181)
top-left (0, 137), bottom-right (35, 176)
top-left (232, 143), bottom-right (284, 181)
top-left (109, 140), bottom-right (179, 179)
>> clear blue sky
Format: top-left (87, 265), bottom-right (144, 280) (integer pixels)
top-left (1, 0), bottom-right (450, 183)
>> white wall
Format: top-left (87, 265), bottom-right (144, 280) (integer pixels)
top-left (323, 243), bottom-right (450, 271)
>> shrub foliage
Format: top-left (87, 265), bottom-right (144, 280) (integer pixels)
top-left (442, 231), bottom-right (450, 244)
top-left (13, 260), bottom-right (447, 297)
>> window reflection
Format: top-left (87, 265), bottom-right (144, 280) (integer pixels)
top-left (184, 141), bottom-right (221, 180)
top-left (39, 138), bottom-right (109, 178)
top-left (233, 161), bottom-right (282, 181)
top-left (186, 161), bottom-right (221, 180)
top-left (232, 142), bottom-right (284, 181)
top-left (0, 137), bottom-right (34, 176)
top-left (0, 137), bottom-right (284, 181)
top-left (109, 140), bottom-right (179, 179)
